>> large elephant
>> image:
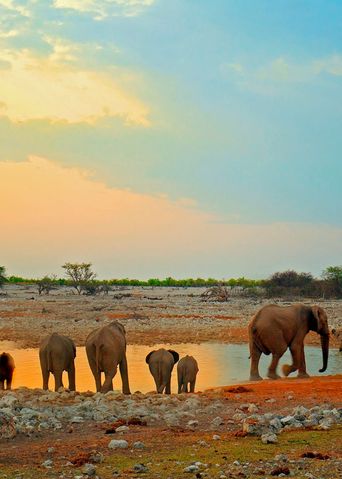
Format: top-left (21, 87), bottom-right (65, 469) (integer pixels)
top-left (39, 333), bottom-right (76, 391)
top-left (85, 321), bottom-right (130, 394)
top-left (177, 355), bottom-right (199, 393)
top-left (0, 352), bottom-right (15, 390)
top-left (145, 348), bottom-right (179, 394)
top-left (249, 304), bottom-right (329, 381)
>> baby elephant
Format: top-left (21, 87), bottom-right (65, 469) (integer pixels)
top-left (177, 355), bottom-right (199, 393)
top-left (0, 352), bottom-right (15, 390)
top-left (146, 348), bottom-right (179, 394)
top-left (332, 328), bottom-right (342, 351)
top-left (39, 333), bottom-right (76, 391)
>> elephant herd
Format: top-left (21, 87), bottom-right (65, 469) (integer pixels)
top-left (0, 303), bottom-right (340, 393)
top-left (0, 321), bottom-right (199, 394)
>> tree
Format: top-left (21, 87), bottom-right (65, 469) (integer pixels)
top-left (264, 270), bottom-right (314, 297)
top-left (321, 266), bottom-right (342, 297)
top-left (37, 275), bottom-right (57, 295)
top-left (0, 266), bottom-right (6, 288)
top-left (62, 262), bottom-right (96, 295)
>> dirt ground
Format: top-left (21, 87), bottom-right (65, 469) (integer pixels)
top-left (0, 284), bottom-right (341, 348)
top-left (0, 377), bottom-right (341, 478)
top-left (0, 285), bottom-right (341, 478)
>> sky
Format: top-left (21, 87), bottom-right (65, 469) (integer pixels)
top-left (0, 0), bottom-right (341, 279)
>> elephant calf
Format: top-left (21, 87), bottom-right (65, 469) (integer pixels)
top-left (332, 328), bottom-right (342, 351)
top-left (177, 355), bottom-right (199, 393)
top-left (85, 321), bottom-right (130, 394)
top-left (39, 333), bottom-right (76, 391)
top-left (146, 348), bottom-right (179, 394)
top-left (0, 352), bottom-right (15, 390)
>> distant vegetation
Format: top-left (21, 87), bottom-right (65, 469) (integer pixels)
top-left (2, 263), bottom-right (342, 299)
top-left (0, 266), bottom-right (6, 288)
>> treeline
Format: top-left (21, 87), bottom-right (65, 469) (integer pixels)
top-left (3, 275), bottom-right (261, 288)
top-left (1, 263), bottom-right (342, 299)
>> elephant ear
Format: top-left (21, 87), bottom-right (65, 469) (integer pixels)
top-left (168, 350), bottom-right (179, 364)
top-left (311, 306), bottom-right (325, 332)
top-left (145, 351), bottom-right (156, 364)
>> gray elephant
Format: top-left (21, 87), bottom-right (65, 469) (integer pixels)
top-left (249, 304), bottom-right (329, 381)
top-left (85, 321), bottom-right (130, 394)
top-left (0, 352), bottom-right (15, 390)
top-left (39, 333), bottom-right (76, 391)
top-left (177, 355), bottom-right (199, 393)
top-left (145, 348), bottom-right (179, 394)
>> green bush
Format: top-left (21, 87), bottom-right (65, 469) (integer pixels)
top-left (0, 266), bottom-right (6, 288)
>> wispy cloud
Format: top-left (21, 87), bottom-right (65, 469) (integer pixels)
top-left (0, 0), bottom-right (31, 17)
top-left (0, 48), bottom-right (150, 125)
top-left (53, 0), bottom-right (155, 20)
top-left (222, 54), bottom-right (342, 95)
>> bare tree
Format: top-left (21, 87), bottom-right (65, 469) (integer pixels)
top-left (201, 283), bottom-right (230, 302)
top-left (62, 262), bottom-right (96, 295)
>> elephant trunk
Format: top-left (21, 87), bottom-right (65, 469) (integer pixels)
top-left (319, 333), bottom-right (329, 373)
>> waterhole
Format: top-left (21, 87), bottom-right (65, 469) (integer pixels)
top-left (1, 342), bottom-right (341, 392)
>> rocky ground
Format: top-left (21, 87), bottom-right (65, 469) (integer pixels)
top-left (0, 285), bottom-right (342, 348)
top-left (0, 377), bottom-right (341, 478)
top-left (0, 285), bottom-right (341, 478)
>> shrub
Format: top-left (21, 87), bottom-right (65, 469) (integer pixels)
top-left (36, 275), bottom-right (57, 295)
top-left (264, 270), bottom-right (314, 297)
top-left (62, 262), bottom-right (96, 295)
top-left (0, 266), bottom-right (6, 288)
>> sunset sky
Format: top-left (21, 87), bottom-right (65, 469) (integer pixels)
top-left (1, 0), bottom-right (341, 278)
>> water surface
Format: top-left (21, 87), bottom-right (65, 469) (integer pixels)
top-left (1, 342), bottom-right (341, 392)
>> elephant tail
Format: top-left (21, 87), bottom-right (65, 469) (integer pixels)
top-left (157, 362), bottom-right (166, 394)
top-left (46, 348), bottom-right (53, 372)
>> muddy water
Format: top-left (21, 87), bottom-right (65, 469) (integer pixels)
top-left (1, 341), bottom-right (341, 393)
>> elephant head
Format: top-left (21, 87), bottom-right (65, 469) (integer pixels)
top-left (310, 306), bottom-right (329, 373)
top-left (108, 321), bottom-right (126, 336)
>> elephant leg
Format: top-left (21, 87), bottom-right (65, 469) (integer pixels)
top-left (177, 374), bottom-right (183, 394)
top-left (267, 353), bottom-right (282, 379)
top-left (68, 362), bottom-right (76, 391)
top-left (88, 356), bottom-right (102, 392)
top-left (42, 366), bottom-right (50, 390)
top-left (102, 364), bottom-right (117, 393)
top-left (282, 342), bottom-right (300, 377)
top-left (249, 343), bottom-right (263, 381)
top-left (297, 345), bottom-right (310, 378)
top-left (54, 369), bottom-right (64, 392)
top-left (6, 371), bottom-right (13, 390)
top-left (119, 355), bottom-right (131, 395)
top-left (0, 380), bottom-right (4, 391)
top-left (189, 380), bottom-right (195, 393)
top-left (165, 379), bottom-right (171, 395)
top-left (183, 382), bottom-right (189, 393)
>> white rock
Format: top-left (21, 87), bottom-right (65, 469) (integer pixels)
top-left (108, 439), bottom-right (129, 449)
top-left (261, 433), bottom-right (278, 444)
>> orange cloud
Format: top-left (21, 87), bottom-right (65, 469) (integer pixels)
top-left (1, 156), bottom-right (342, 277)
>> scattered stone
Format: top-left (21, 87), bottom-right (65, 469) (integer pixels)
top-left (184, 465), bottom-right (199, 473)
top-left (261, 433), bottom-right (278, 444)
top-left (108, 439), bottom-right (129, 449)
top-left (42, 459), bottom-right (53, 468)
top-left (133, 463), bottom-right (149, 473)
top-left (133, 441), bottom-right (145, 449)
top-left (212, 434), bottom-right (221, 440)
top-left (270, 466), bottom-right (290, 476)
top-left (82, 463), bottom-right (96, 476)
top-left (115, 425), bottom-right (129, 433)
